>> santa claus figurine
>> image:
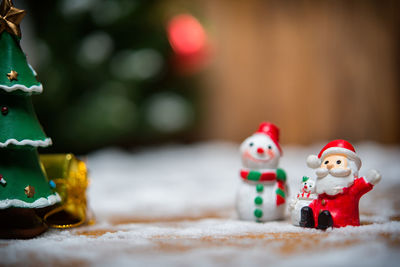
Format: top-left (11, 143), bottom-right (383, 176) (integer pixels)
top-left (236, 122), bottom-right (287, 222)
top-left (300, 139), bottom-right (381, 230)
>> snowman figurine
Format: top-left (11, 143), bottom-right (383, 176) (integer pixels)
top-left (289, 176), bottom-right (317, 226)
top-left (236, 122), bottom-right (288, 222)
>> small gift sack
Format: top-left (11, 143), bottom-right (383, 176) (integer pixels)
top-left (40, 154), bottom-right (94, 228)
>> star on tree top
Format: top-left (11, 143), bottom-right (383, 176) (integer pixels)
top-left (0, 0), bottom-right (26, 37)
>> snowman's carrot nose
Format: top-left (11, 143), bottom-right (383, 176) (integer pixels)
top-left (257, 148), bottom-right (264, 154)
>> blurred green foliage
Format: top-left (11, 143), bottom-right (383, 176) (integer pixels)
top-left (24, 0), bottom-right (199, 154)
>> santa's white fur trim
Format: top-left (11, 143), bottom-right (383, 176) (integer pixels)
top-left (320, 147), bottom-right (361, 170)
top-left (0, 138), bottom-right (52, 148)
top-left (307, 155), bottom-right (321, 169)
top-left (0, 84), bottom-right (43, 94)
top-left (0, 193), bottom-right (61, 209)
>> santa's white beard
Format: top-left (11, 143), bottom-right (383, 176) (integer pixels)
top-left (315, 168), bottom-right (355, 196)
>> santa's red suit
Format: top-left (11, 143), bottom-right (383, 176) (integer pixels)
top-left (308, 177), bottom-right (373, 228)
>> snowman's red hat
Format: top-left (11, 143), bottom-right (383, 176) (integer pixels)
top-left (255, 122), bottom-right (282, 154)
top-left (306, 139), bottom-right (361, 170)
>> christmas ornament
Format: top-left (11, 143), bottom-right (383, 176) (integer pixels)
top-left (289, 176), bottom-right (317, 226)
top-left (0, 174), bottom-right (6, 185)
top-left (297, 139), bottom-right (381, 230)
top-left (236, 122), bottom-right (288, 222)
top-left (1, 106), bottom-right (8, 115)
top-left (24, 185), bottom-right (35, 198)
top-left (49, 180), bottom-right (56, 189)
top-left (167, 13), bottom-right (210, 74)
top-left (0, 0), bottom-right (59, 239)
top-left (41, 154), bottom-right (94, 229)
top-left (6, 70), bottom-right (18, 81)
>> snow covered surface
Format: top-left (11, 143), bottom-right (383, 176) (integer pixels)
top-left (1, 142), bottom-right (400, 266)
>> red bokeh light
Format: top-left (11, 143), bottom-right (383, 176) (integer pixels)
top-left (167, 14), bottom-right (206, 56)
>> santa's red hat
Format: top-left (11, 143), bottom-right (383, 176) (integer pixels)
top-left (255, 122), bottom-right (282, 154)
top-left (306, 139), bottom-right (361, 170)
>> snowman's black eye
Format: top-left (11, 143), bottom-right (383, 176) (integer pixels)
top-left (309, 185), bottom-right (312, 187)
top-left (249, 142), bottom-right (254, 147)
top-left (1, 106), bottom-right (8, 116)
top-left (336, 160), bottom-right (341, 164)
top-left (324, 160), bottom-right (329, 164)
top-left (268, 145), bottom-right (272, 149)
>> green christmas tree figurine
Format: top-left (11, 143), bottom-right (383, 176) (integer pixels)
top-left (0, 0), bottom-right (60, 238)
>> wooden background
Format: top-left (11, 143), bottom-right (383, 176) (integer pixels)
top-left (197, 0), bottom-right (400, 144)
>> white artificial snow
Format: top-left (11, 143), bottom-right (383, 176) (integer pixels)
top-left (86, 143), bottom-right (239, 220)
top-left (0, 138), bottom-right (52, 148)
top-left (0, 193), bottom-right (61, 209)
top-left (0, 83), bottom-right (43, 94)
top-left (0, 141), bottom-right (399, 266)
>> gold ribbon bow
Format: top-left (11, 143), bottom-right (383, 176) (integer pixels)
top-left (41, 154), bottom-right (95, 228)
top-left (0, 0), bottom-right (25, 37)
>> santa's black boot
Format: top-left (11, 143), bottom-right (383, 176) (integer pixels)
top-left (317, 210), bottom-right (333, 230)
top-left (299, 207), bottom-right (314, 228)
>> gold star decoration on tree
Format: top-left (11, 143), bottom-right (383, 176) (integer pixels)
top-left (6, 70), bottom-right (17, 81)
top-left (24, 185), bottom-right (35, 198)
top-left (0, 0), bottom-right (26, 37)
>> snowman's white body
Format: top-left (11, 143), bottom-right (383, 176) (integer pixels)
top-left (236, 179), bottom-right (285, 221)
top-left (236, 133), bottom-right (287, 222)
top-left (289, 179), bottom-right (317, 226)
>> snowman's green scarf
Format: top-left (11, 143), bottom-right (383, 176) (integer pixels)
top-left (240, 168), bottom-right (287, 206)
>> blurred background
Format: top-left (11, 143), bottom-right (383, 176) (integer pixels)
top-left (18, 0), bottom-right (400, 154)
